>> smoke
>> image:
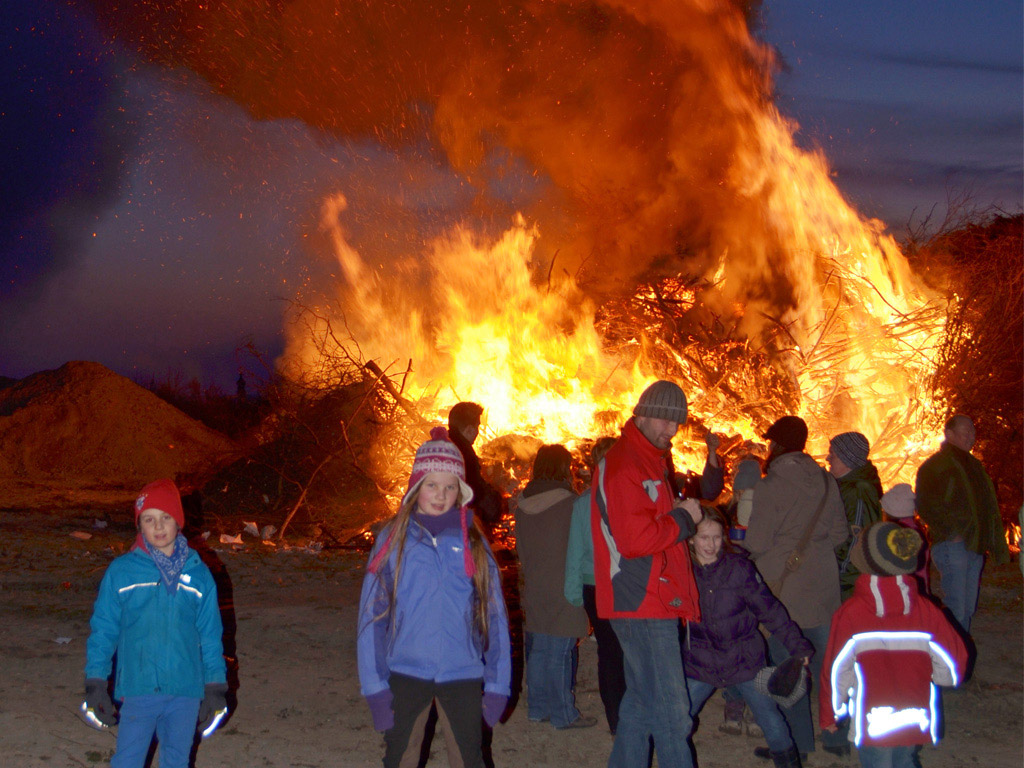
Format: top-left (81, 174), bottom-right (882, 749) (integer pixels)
top-left (80, 1), bottom-right (832, 301)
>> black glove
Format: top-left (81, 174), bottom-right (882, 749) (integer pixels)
top-left (81, 678), bottom-right (117, 729)
top-left (197, 682), bottom-right (230, 738)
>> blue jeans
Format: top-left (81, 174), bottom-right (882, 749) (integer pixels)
top-left (113, 695), bottom-right (201, 768)
top-left (857, 745), bottom-right (921, 768)
top-left (610, 618), bottom-right (693, 768)
top-left (932, 539), bottom-right (984, 633)
top-left (687, 677), bottom-right (794, 753)
top-left (525, 632), bottom-right (581, 727)
top-left (768, 623), bottom-right (840, 754)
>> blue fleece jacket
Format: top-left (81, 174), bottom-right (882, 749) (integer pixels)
top-left (357, 515), bottom-right (511, 698)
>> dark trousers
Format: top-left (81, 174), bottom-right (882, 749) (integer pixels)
top-left (582, 584), bottom-right (626, 734)
top-left (384, 673), bottom-right (483, 768)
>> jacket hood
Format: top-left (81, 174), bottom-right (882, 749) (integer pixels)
top-left (518, 479), bottom-right (574, 514)
top-left (850, 573), bottom-right (920, 618)
top-left (765, 451), bottom-right (827, 487)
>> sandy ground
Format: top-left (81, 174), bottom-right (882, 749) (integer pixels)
top-left (2, 509), bottom-right (1021, 768)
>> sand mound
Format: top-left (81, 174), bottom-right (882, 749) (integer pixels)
top-left (0, 361), bottom-right (238, 494)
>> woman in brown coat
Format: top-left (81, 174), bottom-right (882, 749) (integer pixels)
top-left (743, 416), bottom-right (849, 759)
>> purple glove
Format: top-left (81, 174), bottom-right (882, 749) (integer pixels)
top-left (482, 692), bottom-right (507, 728)
top-left (366, 689), bottom-right (394, 732)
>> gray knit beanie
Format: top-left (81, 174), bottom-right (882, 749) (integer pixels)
top-left (830, 432), bottom-right (870, 470)
top-left (633, 380), bottom-right (688, 423)
top-left (733, 459), bottom-right (762, 492)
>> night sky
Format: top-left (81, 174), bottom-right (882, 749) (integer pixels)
top-left (2, 1), bottom-right (1020, 390)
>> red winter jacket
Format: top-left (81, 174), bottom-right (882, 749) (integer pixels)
top-left (590, 418), bottom-right (700, 620)
top-left (819, 573), bottom-right (967, 748)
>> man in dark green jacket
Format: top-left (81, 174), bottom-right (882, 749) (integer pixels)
top-left (827, 432), bottom-right (884, 599)
top-left (915, 415), bottom-right (1010, 633)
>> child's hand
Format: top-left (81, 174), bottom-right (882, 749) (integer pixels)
top-left (823, 724), bottom-right (839, 733)
top-left (482, 691), bottom-right (508, 728)
top-left (366, 689), bottom-right (394, 732)
top-left (197, 683), bottom-right (230, 738)
top-left (80, 678), bottom-right (117, 729)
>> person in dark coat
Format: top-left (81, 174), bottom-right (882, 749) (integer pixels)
top-left (684, 507), bottom-right (812, 768)
top-left (448, 402), bottom-right (505, 528)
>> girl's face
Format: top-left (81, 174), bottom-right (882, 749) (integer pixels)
top-left (416, 472), bottom-right (460, 516)
top-left (138, 509), bottom-right (179, 555)
top-left (692, 519), bottom-right (724, 565)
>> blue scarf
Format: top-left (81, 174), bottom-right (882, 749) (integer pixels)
top-left (145, 533), bottom-right (191, 594)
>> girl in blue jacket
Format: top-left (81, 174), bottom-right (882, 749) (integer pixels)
top-left (358, 427), bottom-right (511, 768)
top-left (82, 479), bottom-right (227, 768)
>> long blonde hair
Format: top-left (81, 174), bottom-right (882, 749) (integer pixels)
top-left (369, 488), bottom-right (495, 646)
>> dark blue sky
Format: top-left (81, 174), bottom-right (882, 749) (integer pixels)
top-left (1, 1), bottom-right (1020, 389)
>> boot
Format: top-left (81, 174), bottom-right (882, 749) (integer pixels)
top-left (755, 746), bottom-right (806, 765)
top-left (719, 698), bottom-right (744, 735)
top-left (743, 707), bottom-right (764, 738)
top-left (770, 746), bottom-right (802, 768)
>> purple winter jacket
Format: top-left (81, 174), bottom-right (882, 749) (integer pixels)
top-left (683, 551), bottom-right (813, 688)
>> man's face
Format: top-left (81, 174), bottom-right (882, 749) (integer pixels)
top-left (635, 416), bottom-right (681, 451)
top-left (460, 422), bottom-right (480, 445)
top-left (946, 420), bottom-right (977, 452)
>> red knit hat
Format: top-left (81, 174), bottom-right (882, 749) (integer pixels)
top-left (132, 479), bottom-right (184, 550)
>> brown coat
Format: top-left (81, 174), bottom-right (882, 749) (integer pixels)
top-left (743, 451), bottom-right (849, 628)
top-left (515, 480), bottom-right (589, 638)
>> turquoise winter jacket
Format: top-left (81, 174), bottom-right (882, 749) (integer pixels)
top-left (85, 547), bottom-right (226, 700)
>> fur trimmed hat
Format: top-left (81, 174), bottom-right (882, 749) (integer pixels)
top-left (754, 657), bottom-right (808, 709)
top-left (881, 483), bottom-right (916, 519)
top-left (764, 416), bottom-right (808, 452)
top-left (370, 427), bottom-right (477, 579)
top-left (633, 380), bottom-right (688, 423)
top-left (830, 431), bottom-right (870, 471)
top-left (402, 427), bottom-right (474, 508)
top-left (851, 521), bottom-right (923, 577)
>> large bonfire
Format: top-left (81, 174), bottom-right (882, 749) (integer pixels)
top-left (88, 1), bottom-right (949, 503)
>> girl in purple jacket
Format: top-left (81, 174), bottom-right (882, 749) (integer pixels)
top-left (683, 508), bottom-right (812, 768)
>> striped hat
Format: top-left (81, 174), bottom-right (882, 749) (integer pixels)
top-left (402, 427), bottom-right (474, 508)
top-left (371, 427), bottom-right (477, 578)
top-left (633, 380), bottom-right (688, 423)
top-left (851, 521), bottom-right (922, 576)
top-left (830, 431), bottom-right (870, 470)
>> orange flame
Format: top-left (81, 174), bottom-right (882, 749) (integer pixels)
top-left (1008, 523), bottom-right (1022, 555)
top-left (277, 3), bottom-right (948, 491)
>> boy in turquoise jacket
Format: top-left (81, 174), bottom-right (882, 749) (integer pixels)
top-left (82, 479), bottom-right (228, 768)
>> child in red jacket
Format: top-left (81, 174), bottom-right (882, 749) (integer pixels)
top-left (819, 522), bottom-right (967, 768)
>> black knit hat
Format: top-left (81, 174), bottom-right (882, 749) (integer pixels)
top-left (633, 380), bottom-right (688, 423)
top-left (764, 416), bottom-right (808, 452)
top-left (851, 521), bottom-right (922, 576)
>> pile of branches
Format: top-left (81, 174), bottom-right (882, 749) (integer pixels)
top-left (199, 314), bottom-right (442, 542)
top-left (913, 213), bottom-right (1024, 518)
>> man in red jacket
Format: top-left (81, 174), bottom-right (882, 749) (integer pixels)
top-left (591, 380), bottom-right (703, 768)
